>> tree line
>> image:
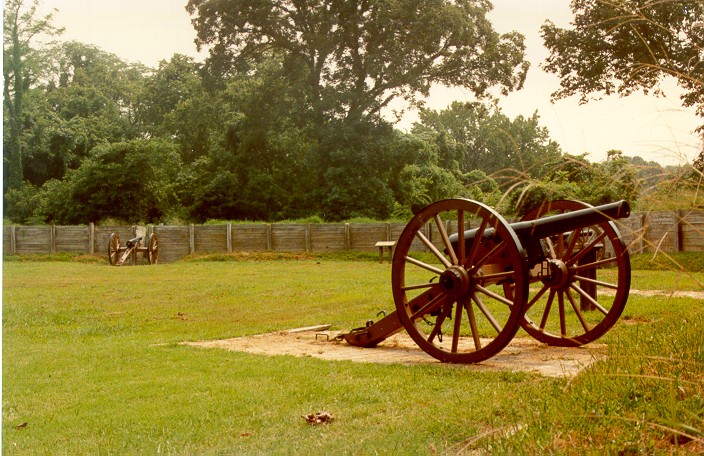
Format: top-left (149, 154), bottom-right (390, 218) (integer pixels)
top-left (4, 0), bottom-right (703, 225)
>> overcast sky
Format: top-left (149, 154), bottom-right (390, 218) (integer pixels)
top-left (38, 0), bottom-right (702, 166)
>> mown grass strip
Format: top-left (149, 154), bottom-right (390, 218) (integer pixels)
top-left (3, 259), bottom-right (703, 454)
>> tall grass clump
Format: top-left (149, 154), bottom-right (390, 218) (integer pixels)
top-left (461, 300), bottom-right (704, 454)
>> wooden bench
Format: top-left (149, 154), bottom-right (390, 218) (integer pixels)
top-left (375, 241), bottom-right (396, 263)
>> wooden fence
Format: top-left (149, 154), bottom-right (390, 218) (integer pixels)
top-left (3, 210), bottom-right (703, 263)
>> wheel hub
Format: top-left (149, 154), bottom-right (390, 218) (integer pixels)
top-left (540, 259), bottom-right (570, 289)
top-left (439, 266), bottom-right (471, 297)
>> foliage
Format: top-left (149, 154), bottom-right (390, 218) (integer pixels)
top-left (137, 54), bottom-right (215, 163)
top-left (630, 252), bottom-right (704, 273)
top-left (412, 101), bottom-right (562, 181)
top-left (4, 0), bottom-right (701, 225)
top-left (186, 0), bottom-right (529, 124)
top-left (3, 0), bottom-right (63, 191)
top-left (39, 139), bottom-right (183, 224)
top-left (509, 151), bottom-right (642, 216)
top-left (542, 0), bottom-right (704, 135)
top-left (22, 41), bottom-right (146, 187)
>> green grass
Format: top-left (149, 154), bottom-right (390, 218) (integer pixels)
top-left (3, 255), bottom-right (703, 454)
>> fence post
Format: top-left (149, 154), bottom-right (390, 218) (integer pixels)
top-left (305, 224), bottom-right (311, 252)
top-left (676, 210), bottom-right (683, 252)
top-left (89, 223), bottom-right (95, 254)
top-left (266, 224), bottom-right (272, 251)
top-left (50, 225), bottom-right (56, 253)
top-left (11, 226), bottom-right (16, 254)
top-left (637, 214), bottom-right (645, 254)
top-left (189, 224), bottom-right (195, 254)
top-left (344, 223), bottom-right (350, 250)
top-left (227, 223), bottom-right (232, 253)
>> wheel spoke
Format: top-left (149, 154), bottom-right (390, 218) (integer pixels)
top-left (567, 230), bottom-right (607, 266)
top-left (404, 256), bottom-right (445, 276)
top-left (457, 210), bottom-right (466, 264)
top-left (558, 292), bottom-right (566, 337)
top-left (556, 230), bottom-right (566, 258)
top-left (564, 229), bottom-right (581, 259)
top-left (526, 284), bottom-right (550, 311)
top-left (466, 217), bottom-right (489, 268)
top-left (475, 284), bottom-right (514, 307)
top-left (451, 299), bottom-right (463, 353)
top-left (570, 284), bottom-right (610, 315)
top-left (543, 234), bottom-right (557, 259)
top-left (434, 214), bottom-right (458, 265)
top-left (574, 256), bottom-right (618, 270)
top-left (472, 293), bottom-right (502, 333)
top-left (476, 270), bottom-right (515, 283)
top-left (415, 230), bottom-right (452, 269)
top-left (566, 289), bottom-right (591, 332)
top-left (402, 282), bottom-right (440, 292)
top-left (463, 297), bottom-right (482, 350)
top-left (539, 289), bottom-right (556, 330)
top-left (471, 239), bottom-right (507, 272)
top-left (573, 274), bottom-right (618, 290)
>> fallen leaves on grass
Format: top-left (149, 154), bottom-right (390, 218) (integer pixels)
top-left (302, 411), bottom-right (334, 425)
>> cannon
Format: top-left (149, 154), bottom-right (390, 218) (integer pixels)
top-left (343, 199), bottom-right (631, 363)
top-left (107, 232), bottom-right (159, 266)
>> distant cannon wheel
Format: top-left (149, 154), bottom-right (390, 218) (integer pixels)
top-left (518, 200), bottom-right (630, 347)
top-left (108, 233), bottom-right (121, 266)
top-left (392, 199), bottom-right (529, 363)
top-left (147, 233), bottom-right (159, 265)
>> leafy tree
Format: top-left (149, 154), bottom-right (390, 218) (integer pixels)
top-left (40, 139), bottom-right (182, 224)
top-left (186, 0), bottom-right (529, 125)
top-left (137, 54), bottom-right (216, 163)
top-left (412, 102), bottom-right (562, 181)
top-left (178, 56), bottom-right (317, 221)
top-left (542, 0), bottom-right (704, 134)
top-left (3, 0), bottom-right (63, 190)
top-left (22, 42), bottom-right (146, 186)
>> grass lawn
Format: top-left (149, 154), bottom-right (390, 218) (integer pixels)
top-left (3, 254), bottom-right (704, 454)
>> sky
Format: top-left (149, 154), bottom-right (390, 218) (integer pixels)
top-left (37, 0), bottom-right (702, 166)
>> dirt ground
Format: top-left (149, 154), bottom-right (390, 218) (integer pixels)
top-left (187, 328), bottom-right (606, 378)
top-left (187, 289), bottom-right (703, 378)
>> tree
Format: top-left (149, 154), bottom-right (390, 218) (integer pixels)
top-left (137, 54), bottom-right (216, 163)
top-left (22, 42), bottom-right (146, 186)
top-left (542, 0), bottom-right (704, 134)
top-left (412, 102), bottom-right (562, 181)
top-left (3, 0), bottom-right (63, 190)
top-left (186, 0), bottom-right (529, 125)
top-left (40, 139), bottom-right (182, 224)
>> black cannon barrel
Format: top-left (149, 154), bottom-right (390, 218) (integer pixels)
top-left (449, 200), bottom-right (630, 248)
top-left (510, 200), bottom-right (630, 241)
top-left (126, 236), bottom-right (143, 248)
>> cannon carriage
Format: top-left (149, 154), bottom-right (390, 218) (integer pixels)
top-left (343, 199), bottom-right (631, 363)
top-left (107, 232), bottom-right (159, 266)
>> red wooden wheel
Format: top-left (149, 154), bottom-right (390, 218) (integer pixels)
top-left (518, 200), bottom-right (631, 346)
top-left (108, 233), bottom-right (121, 266)
top-left (392, 199), bottom-right (529, 363)
top-left (147, 233), bottom-right (159, 265)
